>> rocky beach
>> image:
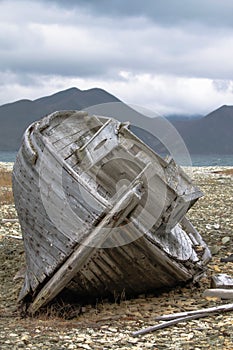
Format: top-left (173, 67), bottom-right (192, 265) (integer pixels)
top-left (0, 162), bottom-right (233, 349)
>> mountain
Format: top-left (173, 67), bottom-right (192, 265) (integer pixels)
top-left (165, 114), bottom-right (203, 121)
top-left (0, 87), bottom-right (232, 155)
top-left (171, 105), bottom-right (233, 154)
top-left (105, 104), bottom-right (233, 156)
top-left (0, 87), bottom-right (120, 151)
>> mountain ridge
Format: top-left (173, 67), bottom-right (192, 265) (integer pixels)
top-left (0, 87), bottom-right (232, 155)
top-left (0, 87), bottom-right (121, 150)
top-left (171, 105), bottom-right (233, 154)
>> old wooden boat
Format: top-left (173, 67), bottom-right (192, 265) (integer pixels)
top-left (12, 110), bottom-right (211, 313)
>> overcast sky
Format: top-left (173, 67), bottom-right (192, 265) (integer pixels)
top-left (1, 0), bottom-right (233, 115)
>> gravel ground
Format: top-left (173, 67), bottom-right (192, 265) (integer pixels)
top-left (1, 163), bottom-right (233, 349)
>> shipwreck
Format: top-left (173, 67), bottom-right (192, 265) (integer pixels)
top-left (12, 110), bottom-right (211, 313)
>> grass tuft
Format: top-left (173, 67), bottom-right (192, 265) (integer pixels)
top-left (215, 168), bottom-right (233, 176)
top-left (0, 169), bottom-right (14, 205)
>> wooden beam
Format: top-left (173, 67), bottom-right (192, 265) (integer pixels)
top-left (155, 302), bottom-right (233, 321)
top-left (132, 302), bottom-right (233, 336)
top-left (132, 313), bottom-right (210, 337)
top-left (203, 289), bottom-right (233, 299)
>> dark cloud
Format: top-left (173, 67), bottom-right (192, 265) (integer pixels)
top-left (0, 0), bottom-right (233, 113)
top-left (39, 0), bottom-right (233, 27)
top-left (1, 0), bottom-right (232, 81)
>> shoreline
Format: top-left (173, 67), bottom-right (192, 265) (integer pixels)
top-left (0, 161), bottom-right (14, 171)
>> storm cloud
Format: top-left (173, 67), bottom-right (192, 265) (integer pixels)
top-left (0, 0), bottom-right (233, 114)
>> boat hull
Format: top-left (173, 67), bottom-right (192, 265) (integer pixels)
top-left (12, 110), bottom-right (211, 313)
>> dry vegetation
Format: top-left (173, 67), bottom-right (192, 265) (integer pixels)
top-left (212, 168), bottom-right (233, 176)
top-left (0, 168), bottom-right (14, 205)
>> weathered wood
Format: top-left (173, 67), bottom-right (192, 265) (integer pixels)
top-left (8, 235), bottom-right (22, 240)
top-left (132, 313), bottom-right (210, 337)
top-left (12, 110), bottom-right (211, 311)
top-left (1, 218), bottom-right (18, 223)
top-left (14, 267), bottom-right (26, 280)
top-left (28, 183), bottom-right (143, 313)
top-left (203, 288), bottom-right (233, 299)
top-left (211, 274), bottom-right (233, 289)
top-left (220, 254), bottom-right (233, 263)
top-left (181, 216), bottom-right (211, 264)
top-left (155, 302), bottom-right (233, 321)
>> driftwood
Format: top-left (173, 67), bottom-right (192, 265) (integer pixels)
top-left (220, 254), bottom-right (233, 262)
top-left (211, 274), bottom-right (233, 289)
top-left (14, 267), bottom-right (26, 281)
top-left (8, 235), bottom-right (22, 240)
top-left (132, 303), bottom-right (233, 336)
top-left (203, 289), bottom-right (233, 299)
top-left (155, 302), bottom-right (233, 321)
top-left (1, 218), bottom-right (18, 223)
top-left (132, 313), bottom-right (209, 336)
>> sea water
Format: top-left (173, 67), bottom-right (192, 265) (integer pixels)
top-left (0, 151), bottom-right (18, 163)
top-left (179, 154), bottom-right (233, 167)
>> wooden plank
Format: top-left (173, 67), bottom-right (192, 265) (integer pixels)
top-left (203, 289), bottom-right (233, 299)
top-left (24, 234), bottom-right (57, 277)
top-left (105, 246), bottom-right (152, 293)
top-left (40, 139), bottom-right (111, 209)
top-left (211, 274), bottom-right (233, 289)
top-left (77, 265), bottom-right (106, 292)
top-left (13, 180), bottom-right (77, 253)
top-left (149, 224), bottom-right (194, 262)
top-left (1, 218), bottom-right (18, 223)
top-left (23, 238), bottom-right (47, 287)
top-left (16, 190), bottom-right (75, 254)
top-left (134, 235), bottom-right (192, 281)
top-left (46, 115), bottom-right (102, 154)
top-left (132, 313), bottom-right (210, 337)
top-left (69, 271), bottom-right (101, 294)
top-left (181, 217), bottom-right (212, 264)
top-left (28, 183), bottom-right (143, 313)
top-left (79, 255), bottom-right (111, 292)
top-left (155, 302), bottom-right (233, 321)
top-left (40, 111), bottom-right (89, 135)
top-left (18, 273), bottom-right (31, 301)
top-left (90, 254), bottom-right (136, 295)
top-left (23, 219), bottom-right (66, 270)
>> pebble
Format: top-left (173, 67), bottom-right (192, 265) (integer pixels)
top-left (79, 345), bottom-right (92, 350)
top-left (222, 236), bottom-right (231, 244)
top-left (21, 334), bottom-right (30, 342)
top-left (211, 245), bottom-right (221, 255)
top-left (108, 327), bottom-right (118, 332)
